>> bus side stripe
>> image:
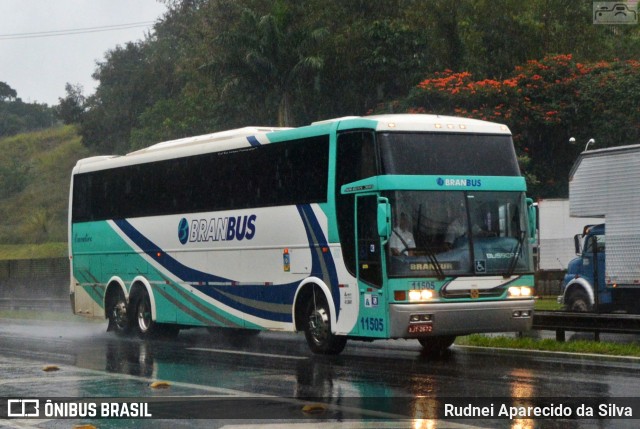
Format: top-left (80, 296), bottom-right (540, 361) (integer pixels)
top-left (296, 204), bottom-right (341, 317)
top-left (113, 219), bottom-right (295, 322)
top-left (247, 136), bottom-right (261, 147)
top-left (156, 284), bottom-right (243, 327)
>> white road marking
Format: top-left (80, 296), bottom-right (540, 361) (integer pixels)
top-left (187, 347), bottom-right (308, 360)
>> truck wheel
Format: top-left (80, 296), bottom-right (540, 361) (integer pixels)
top-left (304, 293), bottom-right (347, 355)
top-left (418, 335), bottom-right (456, 356)
top-left (567, 290), bottom-right (592, 312)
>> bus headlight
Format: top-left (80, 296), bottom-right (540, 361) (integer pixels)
top-left (508, 286), bottom-right (533, 297)
top-left (409, 289), bottom-right (434, 302)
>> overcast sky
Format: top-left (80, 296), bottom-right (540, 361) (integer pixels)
top-left (0, 0), bottom-right (167, 105)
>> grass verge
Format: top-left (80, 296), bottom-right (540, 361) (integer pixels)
top-left (535, 296), bottom-right (562, 311)
top-left (0, 243), bottom-right (67, 260)
top-left (456, 334), bottom-right (640, 357)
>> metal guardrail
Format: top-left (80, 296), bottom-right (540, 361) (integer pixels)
top-left (0, 298), bottom-right (69, 312)
top-left (532, 310), bottom-right (640, 341)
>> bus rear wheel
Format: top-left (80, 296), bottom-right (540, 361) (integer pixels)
top-left (107, 287), bottom-right (130, 336)
top-left (418, 335), bottom-right (456, 356)
top-left (133, 290), bottom-right (155, 338)
top-left (304, 293), bottom-right (347, 355)
top-left (133, 289), bottom-right (178, 339)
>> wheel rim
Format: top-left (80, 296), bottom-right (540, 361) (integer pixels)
top-left (137, 295), bottom-right (152, 333)
top-left (308, 306), bottom-right (330, 346)
top-left (112, 300), bottom-right (128, 330)
top-left (571, 299), bottom-right (588, 312)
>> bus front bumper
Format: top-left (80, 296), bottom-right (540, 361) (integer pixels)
top-left (388, 299), bottom-right (534, 338)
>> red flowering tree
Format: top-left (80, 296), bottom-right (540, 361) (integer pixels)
top-left (401, 54), bottom-right (640, 198)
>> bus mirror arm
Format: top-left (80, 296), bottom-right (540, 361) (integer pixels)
top-left (377, 197), bottom-right (391, 244)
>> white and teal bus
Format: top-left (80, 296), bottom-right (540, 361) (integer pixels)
top-left (69, 114), bottom-right (536, 355)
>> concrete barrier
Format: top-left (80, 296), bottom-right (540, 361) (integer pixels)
top-left (0, 258), bottom-right (69, 311)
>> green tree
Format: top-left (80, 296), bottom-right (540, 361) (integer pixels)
top-left (80, 0), bottom-right (640, 155)
top-left (0, 98), bottom-right (57, 138)
top-left (81, 41), bottom-right (166, 153)
top-left (57, 83), bottom-right (86, 125)
top-left (203, 0), bottom-right (328, 126)
top-left (0, 82), bottom-right (17, 101)
top-left (401, 54), bottom-right (640, 198)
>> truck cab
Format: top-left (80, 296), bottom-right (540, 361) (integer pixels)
top-left (559, 224), bottom-right (607, 311)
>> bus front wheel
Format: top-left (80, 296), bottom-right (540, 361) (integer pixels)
top-left (418, 335), bottom-right (456, 356)
top-left (304, 294), bottom-right (347, 355)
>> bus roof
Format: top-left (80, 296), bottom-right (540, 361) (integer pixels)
top-left (128, 126), bottom-right (290, 154)
top-left (73, 114), bottom-right (511, 174)
top-left (366, 114), bottom-right (510, 134)
top-left (313, 114), bottom-right (511, 134)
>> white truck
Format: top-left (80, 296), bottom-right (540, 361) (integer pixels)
top-left (559, 144), bottom-right (640, 313)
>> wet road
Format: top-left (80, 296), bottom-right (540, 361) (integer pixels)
top-left (1, 317), bottom-right (639, 428)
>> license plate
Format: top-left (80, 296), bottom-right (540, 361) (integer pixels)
top-left (408, 324), bottom-right (433, 334)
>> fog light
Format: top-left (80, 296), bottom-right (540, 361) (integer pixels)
top-left (512, 310), bottom-right (521, 317)
top-left (410, 314), bottom-right (433, 323)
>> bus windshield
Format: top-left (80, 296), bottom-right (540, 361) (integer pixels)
top-left (386, 191), bottom-right (531, 277)
top-left (378, 132), bottom-right (520, 176)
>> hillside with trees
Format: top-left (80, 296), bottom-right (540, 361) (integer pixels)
top-left (0, 0), bottom-right (636, 252)
top-left (0, 82), bottom-right (57, 138)
top-left (56, 0), bottom-right (640, 199)
top-left (0, 126), bottom-right (90, 251)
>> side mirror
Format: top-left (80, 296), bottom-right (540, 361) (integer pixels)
top-left (526, 198), bottom-right (537, 243)
top-left (377, 197), bottom-right (391, 243)
top-left (574, 234), bottom-right (583, 255)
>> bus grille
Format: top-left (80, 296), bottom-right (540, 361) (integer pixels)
top-left (440, 287), bottom-right (505, 299)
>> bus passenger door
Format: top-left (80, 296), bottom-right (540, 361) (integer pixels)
top-left (356, 194), bottom-right (388, 338)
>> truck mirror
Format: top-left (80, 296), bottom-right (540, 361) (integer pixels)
top-left (574, 234), bottom-right (582, 255)
top-left (377, 197), bottom-right (391, 243)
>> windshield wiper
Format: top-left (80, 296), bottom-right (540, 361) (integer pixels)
top-left (503, 230), bottom-right (525, 278)
top-left (425, 247), bottom-right (446, 280)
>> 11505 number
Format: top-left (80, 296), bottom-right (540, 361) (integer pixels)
top-left (360, 317), bottom-right (384, 332)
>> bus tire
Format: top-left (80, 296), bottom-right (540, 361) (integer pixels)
top-left (304, 293), bottom-right (347, 355)
top-left (566, 289), bottom-right (592, 312)
top-left (107, 287), bottom-right (131, 336)
top-left (133, 289), bottom-right (156, 338)
top-left (133, 289), bottom-right (179, 339)
top-left (418, 335), bottom-right (456, 356)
